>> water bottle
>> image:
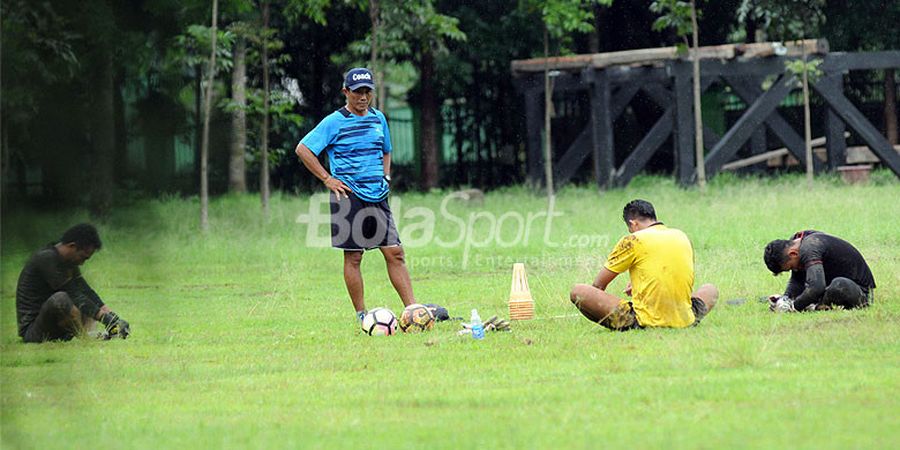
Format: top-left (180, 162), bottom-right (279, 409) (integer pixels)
top-left (470, 309), bottom-right (485, 340)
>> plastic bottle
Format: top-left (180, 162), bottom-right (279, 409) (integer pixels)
top-left (470, 309), bottom-right (485, 340)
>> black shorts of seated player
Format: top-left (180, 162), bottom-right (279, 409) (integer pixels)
top-left (763, 230), bottom-right (876, 311)
top-left (22, 292), bottom-right (83, 342)
top-left (330, 191), bottom-right (400, 250)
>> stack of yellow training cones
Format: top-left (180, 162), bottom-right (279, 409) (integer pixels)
top-left (508, 263), bottom-right (534, 320)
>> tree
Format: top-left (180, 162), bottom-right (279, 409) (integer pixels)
top-left (201, 0), bottom-right (220, 231)
top-left (350, 1), bottom-right (464, 190)
top-left (0, 1), bottom-right (80, 197)
top-left (369, 0), bottom-right (384, 109)
top-left (260, 0), bottom-right (271, 215)
top-left (822, 0), bottom-right (900, 146)
top-left (230, 34), bottom-right (248, 193)
top-left (522, 0), bottom-right (613, 196)
top-left (651, 0), bottom-right (706, 189)
top-left (406, 1), bottom-right (466, 190)
top-left (740, 0), bottom-right (826, 186)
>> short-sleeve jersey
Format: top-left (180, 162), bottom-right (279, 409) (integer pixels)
top-left (300, 106), bottom-right (392, 202)
top-left (604, 224), bottom-right (696, 328)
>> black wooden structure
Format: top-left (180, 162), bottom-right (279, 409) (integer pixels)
top-left (513, 43), bottom-right (900, 188)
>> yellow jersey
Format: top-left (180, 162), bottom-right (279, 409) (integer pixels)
top-left (603, 224), bottom-right (695, 328)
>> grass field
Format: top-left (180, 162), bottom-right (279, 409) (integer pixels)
top-left (2, 172), bottom-right (899, 449)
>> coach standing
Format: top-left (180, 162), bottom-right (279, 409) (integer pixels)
top-left (295, 67), bottom-right (416, 322)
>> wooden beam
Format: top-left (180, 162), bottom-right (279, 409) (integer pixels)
top-left (704, 74), bottom-right (797, 177)
top-left (511, 40), bottom-right (828, 73)
top-left (845, 145), bottom-right (900, 164)
top-left (822, 74), bottom-right (848, 171)
top-left (821, 51), bottom-right (900, 73)
top-left (611, 83), bottom-right (641, 120)
top-left (735, 39), bottom-right (829, 59)
top-left (550, 81), bottom-right (642, 187)
top-left (553, 127), bottom-right (591, 187)
top-left (643, 78), bottom-right (721, 153)
top-left (724, 76), bottom-right (822, 171)
top-left (591, 68), bottom-right (614, 189)
top-left (813, 79), bottom-right (900, 176)
top-left (673, 62), bottom-right (694, 185)
top-left (614, 108), bottom-right (675, 186)
top-left (512, 54), bottom-right (595, 73)
top-left (524, 89), bottom-right (543, 186)
top-left (722, 135), bottom-right (831, 170)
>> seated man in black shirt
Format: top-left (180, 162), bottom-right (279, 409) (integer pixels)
top-left (763, 230), bottom-right (876, 312)
top-left (16, 223), bottom-right (130, 342)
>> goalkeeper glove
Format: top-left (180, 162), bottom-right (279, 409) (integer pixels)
top-left (100, 311), bottom-right (131, 339)
top-left (770, 296), bottom-right (796, 313)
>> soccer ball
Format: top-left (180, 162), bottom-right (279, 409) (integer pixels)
top-left (361, 307), bottom-right (398, 336)
top-left (399, 303), bottom-right (435, 333)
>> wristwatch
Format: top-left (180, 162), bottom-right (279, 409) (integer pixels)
top-left (384, 174), bottom-right (391, 183)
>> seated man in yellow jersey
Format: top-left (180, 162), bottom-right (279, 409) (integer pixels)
top-left (570, 199), bottom-right (718, 330)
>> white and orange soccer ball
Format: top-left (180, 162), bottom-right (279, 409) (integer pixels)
top-left (361, 307), bottom-right (398, 336)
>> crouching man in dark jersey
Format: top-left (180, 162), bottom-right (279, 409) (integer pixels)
top-left (16, 224), bottom-right (130, 342)
top-left (763, 230), bottom-right (876, 312)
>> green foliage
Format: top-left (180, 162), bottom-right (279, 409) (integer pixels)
top-left (284, 0), bottom-right (332, 26)
top-left (822, 0), bottom-right (900, 51)
top-left (650, 0), bottom-right (695, 37)
top-left (737, 0), bottom-right (825, 42)
top-left (244, 88), bottom-right (304, 166)
top-left (348, 0), bottom-right (466, 64)
top-left (2, 176), bottom-right (899, 447)
top-left (519, 0), bottom-right (612, 52)
top-left (0, 1), bottom-right (80, 123)
top-left (784, 57), bottom-right (822, 82)
top-left (172, 25), bottom-right (235, 73)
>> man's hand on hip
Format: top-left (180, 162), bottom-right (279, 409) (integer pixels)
top-left (324, 176), bottom-right (352, 200)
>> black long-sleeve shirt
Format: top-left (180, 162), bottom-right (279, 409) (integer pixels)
top-left (15, 244), bottom-right (105, 337)
top-left (784, 231), bottom-right (876, 310)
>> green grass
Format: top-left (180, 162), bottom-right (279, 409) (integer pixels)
top-left (2, 172), bottom-right (899, 449)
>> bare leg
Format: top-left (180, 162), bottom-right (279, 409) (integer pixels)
top-left (380, 245), bottom-right (415, 307)
top-left (343, 251), bottom-right (365, 313)
top-left (569, 284), bottom-right (623, 323)
top-left (692, 283), bottom-right (718, 312)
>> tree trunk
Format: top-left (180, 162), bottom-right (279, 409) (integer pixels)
top-left (200, 0), bottom-right (219, 232)
top-left (802, 48), bottom-right (813, 187)
top-left (369, 0), bottom-right (384, 110)
top-left (690, 0), bottom-right (705, 189)
top-left (543, 27), bottom-right (555, 197)
top-left (113, 71), bottom-right (127, 186)
top-left (419, 48), bottom-right (439, 190)
top-left (885, 69), bottom-right (898, 145)
top-left (260, 0), bottom-right (271, 216)
top-left (195, 65), bottom-right (202, 184)
top-left (454, 103), bottom-right (464, 185)
top-left (229, 37), bottom-right (248, 193)
top-left (89, 52), bottom-right (116, 219)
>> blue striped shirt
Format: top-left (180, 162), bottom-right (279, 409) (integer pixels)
top-left (301, 107), bottom-right (392, 202)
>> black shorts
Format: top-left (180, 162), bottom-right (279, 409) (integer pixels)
top-left (330, 192), bottom-right (400, 251)
top-left (22, 292), bottom-right (80, 343)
